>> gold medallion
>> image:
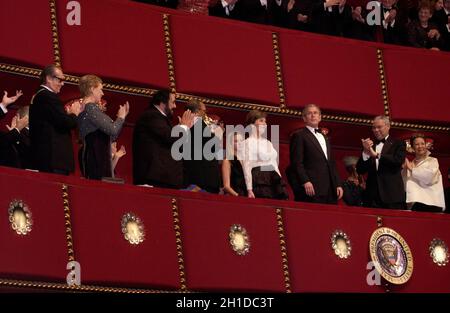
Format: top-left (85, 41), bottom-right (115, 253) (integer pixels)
top-left (121, 213), bottom-right (145, 245)
top-left (331, 230), bottom-right (352, 259)
top-left (229, 224), bottom-right (250, 256)
top-left (8, 200), bottom-right (33, 236)
top-left (369, 227), bottom-right (413, 285)
top-left (429, 238), bottom-right (449, 267)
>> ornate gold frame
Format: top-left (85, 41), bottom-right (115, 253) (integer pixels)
top-left (8, 199), bottom-right (33, 236)
top-left (429, 238), bottom-right (449, 267)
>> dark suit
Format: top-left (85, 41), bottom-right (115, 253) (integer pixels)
top-left (183, 119), bottom-right (220, 193)
top-left (311, 2), bottom-right (353, 37)
top-left (286, 127), bottom-right (342, 204)
top-left (133, 0), bottom-right (178, 9)
top-left (29, 87), bottom-right (78, 174)
top-left (0, 128), bottom-right (30, 169)
top-left (356, 136), bottom-right (406, 209)
top-left (133, 105), bottom-right (185, 188)
top-left (209, 0), bottom-right (244, 20)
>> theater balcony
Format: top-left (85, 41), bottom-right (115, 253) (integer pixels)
top-left (1, 0), bottom-right (449, 292)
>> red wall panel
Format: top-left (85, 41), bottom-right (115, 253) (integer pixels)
top-left (178, 198), bottom-right (286, 291)
top-left (171, 14), bottom-right (280, 106)
top-left (56, 0), bottom-right (169, 88)
top-left (0, 0), bottom-right (54, 67)
top-left (279, 32), bottom-right (384, 116)
top-left (383, 48), bottom-right (450, 123)
top-left (69, 184), bottom-right (180, 288)
top-left (0, 173), bottom-right (68, 281)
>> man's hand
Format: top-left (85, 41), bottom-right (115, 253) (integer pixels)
top-left (178, 110), bottom-right (195, 128)
top-left (337, 186), bottom-right (343, 200)
top-left (247, 190), bottom-right (255, 198)
top-left (352, 6), bottom-right (364, 23)
top-left (325, 0), bottom-right (340, 8)
top-left (297, 14), bottom-right (308, 23)
top-left (1, 90), bottom-right (23, 107)
top-left (303, 181), bottom-right (315, 197)
top-left (287, 0), bottom-right (295, 12)
top-left (385, 9), bottom-right (397, 24)
top-left (428, 29), bottom-right (440, 39)
top-left (66, 100), bottom-right (81, 116)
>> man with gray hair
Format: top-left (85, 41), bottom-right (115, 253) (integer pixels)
top-left (356, 115), bottom-right (406, 209)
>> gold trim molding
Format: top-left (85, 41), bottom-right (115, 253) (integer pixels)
top-left (49, 0), bottom-right (61, 67)
top-left (163, 14), bottom-right (176, 93)
top-left (0, 278), bottom-right (184, 293)
top-left (377, 49), bottom-right (390, 117)
top-left (171, 198), bottom-right (187, 291)
top-left (276, 208), bottom-right (291, 293)
top-left (62, 184), bottom-right (75, 262)
top-left (271, 33), bottom-right (286, 108)
top-left (1, 62), bottom-right (448, 132)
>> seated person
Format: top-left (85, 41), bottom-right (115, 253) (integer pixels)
top-left (342, 156), bottom-right (366, 206)
top-left (402, 134), bottom-right (446, 212)
top-left (222, 132), bottom-right (247, 196)
top-left (407, 2), bottom-right (443, 50)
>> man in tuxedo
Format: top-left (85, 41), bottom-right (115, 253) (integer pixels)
top-left (356, 116), bottom-right (406, 209)
top-left (132, 90), bottom-right (195, 189)
top-left (431, 0), bottom-right (450, 50)
top-left (311, 0), bottom-right (353, 37)
top-left (286, 104), bottom-right (343, 204)
top-left (0, 90), bottom-right (23, 119)
top-left (0, 106), bottom-right (31, 169)
top-left (209, 0), bottom-right (244, 20)
top-left (29, 65), bottom-right (81, 175)
top-left (182, 99), bottom-right (221, 193)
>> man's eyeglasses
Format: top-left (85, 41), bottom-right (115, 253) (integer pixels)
top-left (52, 75), bottom-right (65, 83)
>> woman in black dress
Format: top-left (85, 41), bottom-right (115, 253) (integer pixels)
top-left (222, 132), bottom-right (246, 196)
top-left (78, 75), bottom-right (129, 180)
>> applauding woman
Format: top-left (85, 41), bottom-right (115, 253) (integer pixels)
top-left (78, 75), bottom-right (129, 180)
top-left (403, 134), bottom-right (446, 212)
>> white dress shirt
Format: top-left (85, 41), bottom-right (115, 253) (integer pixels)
top-left (221, 0), bottom-right (236, 16)
top-left (238, 135), bottom-right (281, 191)
top-left (306, 125), bottom-right (327, 159)
top-left (402, 156), bottom-right (446, 210)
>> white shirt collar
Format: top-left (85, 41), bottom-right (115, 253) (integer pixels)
top-left (306, 125), bottom-right (320, 134)
top-left (154, 105), bottom-right (167, 117)
top-left (40, 84), bottom-right (55, 93)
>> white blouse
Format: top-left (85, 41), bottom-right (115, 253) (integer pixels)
top-left (238, 136), bottom-right (281, 191)
top-left (402, 156), bottom-right (446, 210)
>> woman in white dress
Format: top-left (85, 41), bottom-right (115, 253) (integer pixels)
top-left (403, 134), bottom-right (446, 212)
top-left (239, 110), bottom-right (288, 200)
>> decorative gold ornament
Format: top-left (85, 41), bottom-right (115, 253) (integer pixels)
top-left (429, 238), bottom-right (449, 267)
top-left (8, 200), bottom-right (33, 235)
top-left (369, 227), bottom-right (414, 285)
top-left (121, 213), bottom-right (145, 245)
top-left (229, 224), bottom-right (250, 256)
top-left (331, 230), bottom-right (352, 259)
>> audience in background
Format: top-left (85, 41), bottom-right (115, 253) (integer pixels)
top-left (402, 133), bottom-right (446, 212)
top-left (408, 1), bottom-right (443, 49)
top-left (342, 155), bottom-right (366, 206)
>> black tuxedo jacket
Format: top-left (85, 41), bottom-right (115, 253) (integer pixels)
top-left (132, 105), bottom-right (186, 188)
top-left (209, 0), bottom-right (244, 20)
top-left (0, 128), bottom-right (30, 169)
top-left (356, 136), bottom-right (406, 206)
top-left (29, 88), bottom-right (78, 173)
top-left (287, 127), bottom-right (341, 201)
top-left (183, 119), bottom-right (220, 193)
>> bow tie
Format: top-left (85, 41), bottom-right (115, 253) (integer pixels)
top-left (314, 128), bottom-right (322, 134)
top-left (375, 138), bottom-right (386, 145)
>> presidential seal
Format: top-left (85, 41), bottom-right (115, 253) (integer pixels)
top-left (8, 199), bottom-right (33, 235)
top-left (369, 227), bottom-right (413, 285)
top-left (121, 213), bottom-right (145, 245)
top-left (229, 224), bottom-right (250, 256)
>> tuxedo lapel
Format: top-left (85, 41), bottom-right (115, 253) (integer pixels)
top-left (304, 128), bottom-right (328, 161)
top-left (381, 136), bottom-right (393, 155)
